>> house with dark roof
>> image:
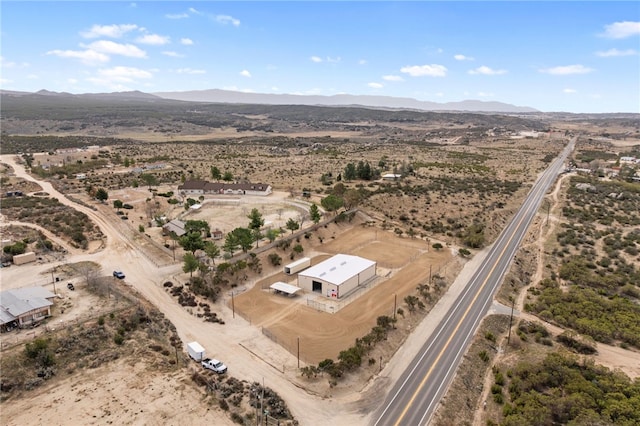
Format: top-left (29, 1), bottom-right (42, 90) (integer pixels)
top-left (0, 287), bottom-right (56, 331)
top-left (178, 180), bottom-right (272, 197)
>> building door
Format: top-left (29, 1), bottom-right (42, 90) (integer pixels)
top-left (312, 281), bottom-right (322, 293)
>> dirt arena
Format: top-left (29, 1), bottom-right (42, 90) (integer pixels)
top-left (233, 225), bottom-right (452, 364)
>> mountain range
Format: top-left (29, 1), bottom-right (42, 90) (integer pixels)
top-left (0, 89), bottom-right (538, 113)
top-left (152, 89), bottom-right (538, 113)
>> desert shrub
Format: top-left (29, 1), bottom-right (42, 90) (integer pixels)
top-left (268, 253), bottom-right (282, 266)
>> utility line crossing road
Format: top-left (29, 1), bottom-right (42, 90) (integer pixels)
top-left (373, 139), bottom-right (575, 426)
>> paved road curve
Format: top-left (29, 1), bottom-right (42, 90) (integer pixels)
top-left (373, 139), bottom-right (575, 426)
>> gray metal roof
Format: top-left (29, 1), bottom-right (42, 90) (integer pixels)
top-left (299, 254), bottom-right (376, 286)
top-left (0, 287), bottom-right (55, 324)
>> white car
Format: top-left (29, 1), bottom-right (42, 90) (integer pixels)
top-left (201, 358), bottom-right (227, 374)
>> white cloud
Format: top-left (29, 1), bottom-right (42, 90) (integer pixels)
top-left (0, 56), bottom-right (16, 68)
top-left (468, 66), bottom-right (507, 75)
top-left (327, 56), bottom-right (341, 63)
top-left (166, 13), bottom-right (189, 19)
top-left (477, 92), bottom-right (494, 97)
top-left (240, 70), bottom-right (251, 78)
top-left (136, 34), bottom-right (170, 45)
top-left (97, 66), bottom-right (152, 81)
top-left (400, 64), bottom-right (447, 77)
top-left (86, 66), bottom-right (152, 90)
top-left (181, 38), bottom-right (194, 46)
top-left (383, 75), bottom-right (404, 82)
top-left (81, 24), bottom-right (138, 39)
top-left (435, 92), bottom-right (444, 97)
top-left (454, 54), bottom-right (474, 61)
top-left (162, 51), bottom-right (184, 58)
top-left (47, 49), bottom-right (110, 65)
top-left (189, 7), bottom-right (202, 15)
top-left (84, 40), bottom-right (147, 58)
top-left (358, 59), bottom-right (367, 65)
top-left (563, 88), bottom-right (577, 93)
top-left (27, 74), bottom-right (38, 79)
top-left (600, 21), bottom-right (640, 39)
top-left (67, 78), bottom-right (78, 84)
top-left (0, 78), bottom-right (12, 85)
top-left (540, 64), bottom-right (593, 75)
top-left (310, 56), bottom-right (323, 63)
top-left (368, 82), bottom-right (383, 89)
top-left (215, 15), bottom-right (240, 26)
top-left (176, 68), bottom-right (205, 74)
top-left (595, 48), bottom-right (637, 57)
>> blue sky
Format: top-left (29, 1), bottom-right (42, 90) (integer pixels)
top-left (1, 1), bottom-right (639, 113)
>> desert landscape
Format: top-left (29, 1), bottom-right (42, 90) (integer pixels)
top-left (1, 92), bottom-right (639, 426)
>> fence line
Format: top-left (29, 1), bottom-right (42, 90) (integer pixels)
top-left (261, 326), bottom-right (313, 365)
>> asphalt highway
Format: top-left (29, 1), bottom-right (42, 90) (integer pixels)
top-left (373, 139), bottom-right (575, 426)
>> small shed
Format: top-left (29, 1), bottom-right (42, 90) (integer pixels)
top-left (13, 251), bottom-right (36, 265)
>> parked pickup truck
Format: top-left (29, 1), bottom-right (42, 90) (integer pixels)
top-left (201, 358), bottom-right (227, 374)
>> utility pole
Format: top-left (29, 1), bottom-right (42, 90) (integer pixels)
top-left (297, 336), bottom-right (300, 368)
top-left (51, 270), bottom-right (56, 294)
top-left (507, 296), bottom-right (515, 346)
top-left (393, 294), bottom-right (397, 320)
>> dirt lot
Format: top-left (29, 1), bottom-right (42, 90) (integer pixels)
top-left (234, 225), bottom-right (452, 364)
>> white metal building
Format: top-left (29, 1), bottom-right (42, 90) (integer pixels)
top-left (298, 254), bottom-right (376, 299)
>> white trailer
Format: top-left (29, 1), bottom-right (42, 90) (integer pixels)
top-left (284, 257), bottom-right (311, 275)
top-left (187, 341), bottom-right (205, 362)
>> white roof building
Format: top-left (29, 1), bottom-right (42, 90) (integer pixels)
top-left (298, 254), bottom-right (376, 299)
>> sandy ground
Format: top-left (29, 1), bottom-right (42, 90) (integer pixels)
top-left (2, 151), bottom-right (639, 426)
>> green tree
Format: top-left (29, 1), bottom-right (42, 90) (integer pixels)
top-left (321, 194), bottom-right (344, 214)
top-left (182, 253), bottom-right (199, 278)
top-left (222, 171), bottom-right (233, 181)
top-left (203, 241), bottom-right (220, 265)
top-left (432, 242), bottom-right (443, 251)
top-left (247, 208), bottom-right (264, 231)
top-left (310, 203), bottom-right (321, 224)
top-left (210, 166), bottom-right (222, 180)
top-left (230, 227), bottom-right (253, 253)
top-left (185, 219), bottom-right (210, 236)
top-left (113, 199), bottom-right (123, 211)
top-left (286, 218), bottom-right (300, 234)
top-left (140, 173), bottom-right (158, 189)
top-left (344, 163), bottom-right (357, 181)
top-left (95, 188), bottom-right (108, 202)
top-left (179, 232), bottom-right (205, 254)
top-left (265, 228), bottom-right (279, 243)
top-left (223, 232), bottom-right (240, 255)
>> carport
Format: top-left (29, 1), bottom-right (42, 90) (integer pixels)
top-left (269, 282), bottom-right (302, 297)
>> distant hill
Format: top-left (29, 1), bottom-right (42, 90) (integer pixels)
top-left (1, 89), bottom-right (162, 102)
top-left (153, 89), bottom-right (538, 113)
